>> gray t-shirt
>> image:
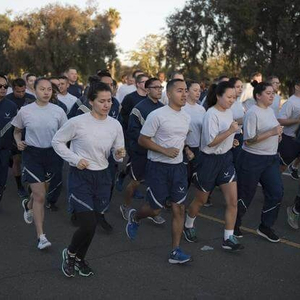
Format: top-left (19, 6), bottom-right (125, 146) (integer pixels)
top-left (243, 105), bottom-right (279, 155)
top-left (11, 102), bottom-right (67, 148)
top-left (182, 102), bottom-right (206, 147)
top-left (201, 106), bottom-right (234, 155)
top-left (278, 95), bottom-right (300, 137)
top-left (52, 113), bottom-right (124, 170)
top-left (230, 99), bottom-right (244, 134)
top-left (58, 93), bottom-right (78, 114)
top-left (140, 105), bottom-right (190, 164)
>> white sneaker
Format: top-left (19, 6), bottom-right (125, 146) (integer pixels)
top-left (22, 198), bottom-right (33, 224)
top-left (147, 214), bottom-right (166, 225)
top-left (38, 234), bottom-right (52, 250)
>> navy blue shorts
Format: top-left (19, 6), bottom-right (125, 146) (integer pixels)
top-left (145, 160), bottom-right (188, 210)
top-left (68, 167), bottom-right (112, 213)
top-left (0, 149), bottom-right (10, 188)
top-left (278, 133), bottom-right (300, 166)
top-left (22, 146), bottom-right (63, 184)
top-left (193, 151), bottom-right (236, 192)
top-left (130, 152), bottom-right (147, 182)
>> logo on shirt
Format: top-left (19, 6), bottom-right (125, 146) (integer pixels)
top-left (46, 172), bottom-right (52, 178)
top-left (224, 172), bottom-right (230, 178)
top-left (4, 112), bottom-right (11, 119)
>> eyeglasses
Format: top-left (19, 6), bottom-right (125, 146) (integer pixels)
top-left (0, 84), bottom-right (8, 89)
top-left (148, 86), bottom-right (163, 90)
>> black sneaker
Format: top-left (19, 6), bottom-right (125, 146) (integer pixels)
top-left (289, 164), bottom-right (299, 180)
top-left (222, 235), bottom-right (244, 251)
top-left (234, 226), bottom-right (243, 238)
top-left (61, 248), bottom-right (75, 278)
top-left (183, 226), bottom-right (198, 243)
top-left (75, 259), bottom-right (94, 277)
top-left (98, 214), bottom-right (113, 232)
top-left (46, 202), bottom-right (58, 211)
top-left (257, 225), bottom-right (280, 243)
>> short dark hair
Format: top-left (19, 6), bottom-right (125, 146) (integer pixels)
top-left (58, 75), bottom-right (69, 81)
top-left (65, 67), bottom-right (77, 73)
top-left (136, 74), bottom-right (148, 84)
top-left (96, 70), bottom-right (112, 81)
top-left (145, 77), bottom-right (160, 89)
top-left (251, 72), bottom-right (262, 80)
top-left (12, 78), bottom-right (26, 88)
top-left (26, 73), bottom-right (36, 81)
top-left (186, 80), bottom-right (199, 90)
top-left (170, 71), bottom-right (183, 80)
top-left (266, 75), bottom-right (279, 83)
top-left (34, 77), bottom-right (51, 89)
top-left (166, 79), bottom-right (185, 92)
top-left (253, 82), bottom-right (272, 100)
top-left (132, 70), bottom-right (143, 78)
top-left (0, 73), bottom-right (8, 84)
top-left (87, 82), bottom-right (112, 102)
top-left (229, 77), bottom-right (241, 86)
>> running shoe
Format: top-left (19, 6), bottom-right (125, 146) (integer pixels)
top-left (287, 206), bottom-right (299, 229)
top-left (133, 190), bottom-right (144, 199)
top-left (147, 214), bottom-right (166, 225)
top-left (257, 225), bottom-right (280, 243)
top-left (183, 226), bottom-right (198, 243)
top-left (62, 248), bottom-right (75, 278)
top-left (75, 259), bottom-right (94, 277)
top-left (126, 209), bottom-right (139, 240)
top-left (22, 198), bottom-right (33, 224)
top-left (46, 202), bottom-right (58, 211)
top-left (120, 204), bottom-right (130, 221)
top-left (37, 234), bottom-right (52, 250)
top-left (234, 226), bottom-right (243, 238)
top-left (18, 187), bottom-right (28, 199)
top-left (288, 164), bottom-right (299, 180)
top-left (222, 235), bottom-right (244, 251)
top-left (168, 248), bottom-right (191, 264)
top-left (98, 213), bottom-right (113, 232)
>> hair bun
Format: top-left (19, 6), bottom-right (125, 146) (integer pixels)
top-left (251, 80), bottom-right (258, 88)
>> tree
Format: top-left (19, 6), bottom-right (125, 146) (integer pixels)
top-left (0, 13), bottom-right (12, 73)
top-left (2, 4), bottom-right (118, 78)
top-left (128, 34), bottom-right (166, 76)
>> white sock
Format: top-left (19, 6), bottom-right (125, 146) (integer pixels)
top-left (224, 229), bottom-right (234, 240)
top-left (185, 214), bottom-right (196, 228)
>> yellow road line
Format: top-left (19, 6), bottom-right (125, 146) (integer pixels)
top-left (198, 213), bottom-right (300, 249)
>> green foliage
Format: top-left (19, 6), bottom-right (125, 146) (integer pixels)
top-left (0, 4), bottom-right (119, 79)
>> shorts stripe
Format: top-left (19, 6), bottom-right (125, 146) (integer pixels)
top-left (176, 194), bottom-right (187, 205)
top-left (23, 167), bottom-right (41, 183)
top-left (229, 171), bottom-right (235, 183)
top-left (130, 164), bottom-right (137, 181)
top-left (70, 193), bottom-right (93, 211)
top-left (47, 181), bottom-right (62, 195)
top-left (238, 198), bottom-right (247, 209)
top-left (262, 203), bottom-right (281, 214)
top-left (147, 187), bottom-right (163, 208)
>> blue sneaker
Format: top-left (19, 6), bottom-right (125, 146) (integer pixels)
top-left (133, 190), bottom-right (144, 199)
top-left (116, 174), bottom-right (125, 192)
top-left (168, 248), bottom-right (191, 264)
top-left (126, 209), bottom-right (139, 240)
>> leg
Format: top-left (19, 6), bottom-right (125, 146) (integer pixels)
top-left (171, 203), bottom-right (185, 249)
top-left (30, 182), bottom-right (47, 238)
top-left (124, 179), bottom-right (140, 207)
top-left (187, 189), bottom-right (210, 219)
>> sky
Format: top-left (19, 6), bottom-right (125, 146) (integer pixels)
top-left (1, 0), bottom-right (187, 63)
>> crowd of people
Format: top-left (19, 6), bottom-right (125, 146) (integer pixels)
top-left (0, 67), bottom-right (300, 278)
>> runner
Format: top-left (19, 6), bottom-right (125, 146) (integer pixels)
top-left (183, 81), bottom-right (244, 251)
top-left (182, 80), bottom-right (205, 185)
top-left (25, 73), bottom-right (37, 97)
top-left (120, 78), bottom-right (165, 223)
top-left (11, 78), bottom-right (67, 249)
top-left (234, 82), bottom-right (283, 242)
top-left (126, 79), bottom-right (192, 264)
top-left (52, 82), bottom-right (125, 277)
top-left (66, 68), bottom-right (83, 98)
top-left (0, 75), bottom-right (18, 203)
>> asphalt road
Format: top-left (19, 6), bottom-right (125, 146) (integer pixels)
top-left (0, 167), bottom-right (300, 300)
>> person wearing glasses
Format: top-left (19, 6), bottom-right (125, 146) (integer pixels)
top-left (266, 76), bottom-right (281, 118)
top-left (11, 78), bottom-right (67, 250)
top-left (120, 78), bottom-right (165, 223)
top-left (126, 79), bottom-right (192, 264)
top-left (0, 75), bottom-right (18, 203)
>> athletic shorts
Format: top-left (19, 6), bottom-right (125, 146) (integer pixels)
top-left (193, 150), bottom-right (236, 192)
top-left (145, 160), bottom-right (188, 210)
top-left (0, 148), bottom-right (10, 188)
top-left (130, 152), bottom-right (147, 182)
top-left (22, 146), bottom-right (62, 184)
top-left (278, 133), bottom-right (300, 166)
top-left (68, 166), bottom-right (112, 213)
